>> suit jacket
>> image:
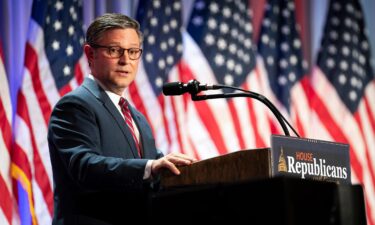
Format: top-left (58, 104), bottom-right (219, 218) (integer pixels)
top-left (48, 78), bottom-right (163, 225)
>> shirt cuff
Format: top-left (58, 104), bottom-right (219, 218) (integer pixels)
top-left (143, 160), bottom-right (154, 180)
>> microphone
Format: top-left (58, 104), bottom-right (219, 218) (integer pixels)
top-left (162, 79), bottom-right (220, 96)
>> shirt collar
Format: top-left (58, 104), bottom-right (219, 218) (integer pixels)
top-left (88, 74), bottom-right (124, 106)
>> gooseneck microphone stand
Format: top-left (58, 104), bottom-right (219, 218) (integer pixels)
top-left (186, 80), bottom-right (300, 137)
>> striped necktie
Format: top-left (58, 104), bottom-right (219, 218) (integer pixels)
top-left (119, 97), bottom-right (142, 158)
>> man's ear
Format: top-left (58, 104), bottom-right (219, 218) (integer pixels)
top-left (84, 44), bottom-right (94, 63)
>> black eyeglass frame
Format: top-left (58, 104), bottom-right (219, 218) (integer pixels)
top-left (90, 43), bottom-right (143, 60)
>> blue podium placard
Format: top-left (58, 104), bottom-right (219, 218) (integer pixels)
top-left (271, 135), bottom-right (351, 184)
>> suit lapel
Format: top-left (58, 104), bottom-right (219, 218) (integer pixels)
top-left (82, 78), bottom-right (140, 158)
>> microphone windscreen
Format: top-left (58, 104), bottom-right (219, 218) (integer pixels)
top-left (162, 82), bottom-right (184, 96)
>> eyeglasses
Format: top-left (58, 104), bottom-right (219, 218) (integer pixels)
top-left (90, 44), bottom-right (143, 60)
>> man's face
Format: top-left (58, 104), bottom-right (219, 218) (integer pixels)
top-left (85, 28), bottom-right (141, 95)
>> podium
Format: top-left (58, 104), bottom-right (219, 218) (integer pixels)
top-left (149, 149), bottom-right (366, 225)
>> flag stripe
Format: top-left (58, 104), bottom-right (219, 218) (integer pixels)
top-left (0, 40), bottom-right (13, 225)
top-left (228, 101), bottom-right (246, 150)
top-left (177, 59), bottom-right (228, 155)
top-left (24, 43), bottom-right (52, 125)
top-left (0, 172), bottom-right (12, 224)
top-left (15, 92), bottom-right (53, 215)
top-left (311, 69), bottom-right (375, 225)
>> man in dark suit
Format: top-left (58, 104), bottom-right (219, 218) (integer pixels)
top-left (48, 13), bottom-right (196, 225)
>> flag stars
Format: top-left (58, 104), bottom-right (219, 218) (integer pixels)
top-left (361, 41), bottom-right (369, 50)
top-left (343, 33), bottom-right (351, 42)
top-left (214, 54), bottom-right (225, 66)
top-left (327, 58), bottom-right (335, 68)
top-left (226, 59), bottom-right (235, 70)
top-left (68, 25), bottom-right (74, 36)
top-left (165, 6), bottom-right (171, 15)
top-left (192, 16), bottom-right (203, 26)
top-left (223, 7), bottom-right (231, 18)
top-left (63, 65), bottom-right (71, 76)
top-left (52, 40), bottom-right (60, 50)
top-left (244, 39), bottom-right (252, 48)
top-left (330, 31), bottom-right (338, 40)
top-left (173, 1), bottom-right (181, 10)
top-left (340, 61), bottom-right (349, 70)
top-left (243, 54), bottom-right (251, 63)
top-left (278, 76), bottom-right (287, 86)
top-left (281, 42), bottom-right (289, 52)
top-left (150, 17), bottom-right (158, 26)
top-left (177, 44), bottom-right (183, 53)
top-left (205, 34), bottom-right (215, 45)
top-left (231, 28), bottom-right (239, 38)
top-left (229, 43), bottom-right (237, 54)
top-left (234, 64), bottom-right (243, 75)
top-left (346, 4), bottom-right (354, 13)
top-left (245, 23), bottom-right (253, 33)
top-left (333, 2), bottom-right (342, 11)
top-left (282, 9), bottom-right (290, 18)
top-left (331, 17), bottom-right (340, 26)
top-left (153, 0), bottom-right (161, 9)
top-left (290, 55), bottom-right (298, 65)
top-left (209, 2), bottom-right (219, 13)
top-left (217, 38), bottom-right (227, 50)
top-left (166, 55), bottom-right (174, 65)
top-left (328, 45), bottom-right (337, 54)
top-left (267, 56), bottom-right (274, 65)
top-left (224, 74), bottom-right (234, 85)
top-left (359, 55), bottom-right (366, 65)
top-left (350, 76), bottom-right (358, 87)
top-left (66, 45), bottom-right (73, 56)
top-left (148, 35), bottom-right (155, 45)
top-left (163, 24), bottom-right (170, 33)
top-left (54, 20), bottom-right (62, 31)
top-left (208, 18), bottom-right (217, 29)
top-left (349, 90), bottom-right (357, 101)
top-left (160, 42), bottom-right (167, 51)
top-left (289, 72), bottom-right (296, 82)
top-left (145, 53), bottom-right (153, 62)
top-left (261, 34), bottom-right (270, 44)
top-left (339, 74), bottom-right (347, 84)
top-left (344, 18), bottom-right (352, 28)
top-left (220, 23), bottom-right (229, 34)
top-left (155, 77), bottom-right (163, 88)
top-left (280, 59), bottom-right (288, 69)
top-left (55, 1), bottom-right (64, 11)
top-left (168, 38), bottom-right (175, 47)
top-left (342, 46), bottom-right (350, 56)
top-left (158, 59), bottom-right (166, 69)
top-left (170, 19), bottom-right (178, 29)
top-left (282, 26), bottom-right (290, 35)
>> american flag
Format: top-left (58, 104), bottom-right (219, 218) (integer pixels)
top-left (129, 0), bottom-right (184, 154)
top-left (0, 40), bottom-right (14, 225)
top-left (255, 0), bottom-right (310, 143)
top-left (310, 0), bottom-right (375, 224)
top-left (179, 0), bottom-right (258, 158)
top-left (12, 0), bottom-right (88, 224)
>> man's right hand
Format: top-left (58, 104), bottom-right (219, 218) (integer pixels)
top-left (151, 152), bottom-right (197, 175)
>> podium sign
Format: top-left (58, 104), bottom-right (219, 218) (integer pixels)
top-left (271, 135), bottom-right (351, 184)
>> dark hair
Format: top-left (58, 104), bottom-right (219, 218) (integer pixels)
top-left (86, 13), bottom-right (143, 45)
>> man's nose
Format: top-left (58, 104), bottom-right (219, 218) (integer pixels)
top-left (119, 50), bottom-right (130, 64)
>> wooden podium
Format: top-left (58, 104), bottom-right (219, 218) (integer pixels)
top-left (149, 149), bottom-right (367, 225)
top-left (158, 148), bottom-right (271, 189)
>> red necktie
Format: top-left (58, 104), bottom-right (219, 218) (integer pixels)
top-left (119, 97), bottom-right (142, 158)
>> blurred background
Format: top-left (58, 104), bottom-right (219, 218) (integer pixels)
top-left (0, 0), bottom-right (374, 225)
